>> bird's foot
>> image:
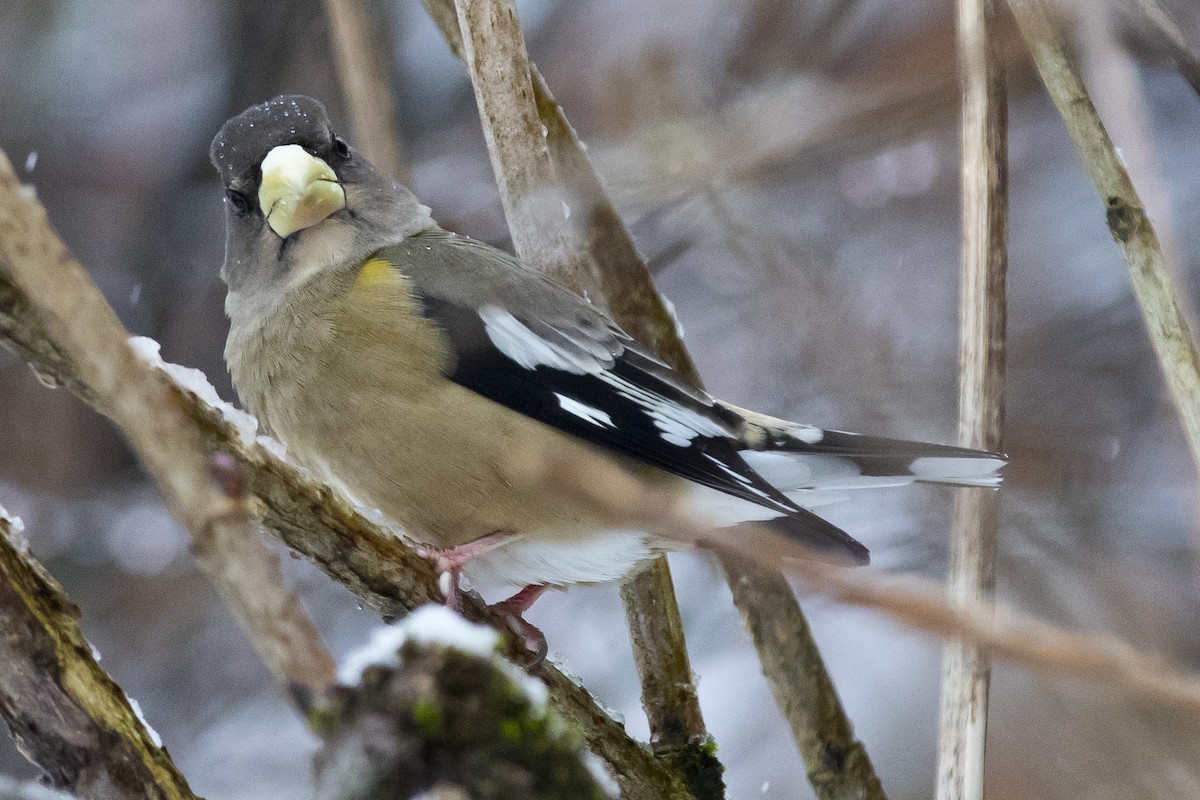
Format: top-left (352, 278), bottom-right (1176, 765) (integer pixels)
top-left (493, 584), bottom-right (549, 667)
top-left (416, 530), bottom-right (517, 610)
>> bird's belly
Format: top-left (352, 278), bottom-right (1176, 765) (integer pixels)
top-left (463, 528), bottom-right (664, 596)
top-left (269, 377), bottom-right (624, 547)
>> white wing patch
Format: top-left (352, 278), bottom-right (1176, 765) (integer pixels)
top-left (555, 393), bottom-right (615, 428)
top-left (477, 305), bottom-right (736, 449)
top-left (911, 456), bottom-right (1005, 487)
top-left (479, 305), bottom-right (591, 374)
top-left (597, 371), bottom-right (732, 447)
top-left (789, 424), bottom-right (825, 444)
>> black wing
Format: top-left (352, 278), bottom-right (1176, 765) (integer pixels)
top-left (380, 232), bottom-right (870, 564)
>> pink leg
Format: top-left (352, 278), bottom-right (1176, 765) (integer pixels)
top-left (494, 584), bottom-right (549, 667)
top-left (494, 584), bottom-right (548, 616)
top-left (417, 530), bottom-right (516, 611)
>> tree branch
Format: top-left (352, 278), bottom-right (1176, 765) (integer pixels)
top-left (936, 0), bottom-right (1008, 797)
top-left (721, 556), bottom-right (886, 800)
top-left (1007, 0), bottom-right (1200, 477)
top-left (0, 514), bottom-right (198, 798)
top-left (428, 2), bottom-right (722, 796)
top-left (313, 609), bottom-right (614, 800)
top-left (420, 3), bottom-right (893, 796)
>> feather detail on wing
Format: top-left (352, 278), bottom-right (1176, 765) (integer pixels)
top-left (369, 230), bottom-right (1005, 566)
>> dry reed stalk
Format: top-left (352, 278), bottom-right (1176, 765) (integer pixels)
top-left (935, 0), bottom-right (1008, 798)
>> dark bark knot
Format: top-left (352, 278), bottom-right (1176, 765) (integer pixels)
top-left (1105, 196), bottom-right (1145, 244)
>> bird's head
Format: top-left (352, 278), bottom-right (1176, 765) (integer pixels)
top-left (210, 95), bottom-right (433, 301)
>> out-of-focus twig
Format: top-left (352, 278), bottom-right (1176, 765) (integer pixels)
top-left (721, 556), bottom-right (886, 800)
top-left (530, 65), bottom-right (703, 377)
top-left (936, 0), bottom-right (1007, 798)
top-left (192, 453), bottom-right (339, 700)
top-left (0, 151), bottom-right (337, 702)
top-left (519, 442), bottom-right (1200, 717)
top-left (451, 0), bottom-right (580, 284)
top-left (313, 613), bottom-right (612, 800)
top-left (320, 0), bottom-right (409, 183)
top-left (1006, 0), bottom-right (1200, 477)
top-left (1080, 2), bottom-right (1186, 283)
top-left (0, 155), bottom-right (693, 800)
top-left (1127, 0), bottom-right (1200, 96)
top-left (0, 515), bottom-right (198, 798)
top-left (423, 3), bottom-right (892, 796)
top-left (431, 2), bottom-right (722, 796)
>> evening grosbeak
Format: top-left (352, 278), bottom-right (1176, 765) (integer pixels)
top-left (210, 95), bottom-right (1004, 622)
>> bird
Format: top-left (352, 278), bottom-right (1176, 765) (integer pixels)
top-left (210, 95), bottom-right (1004, 643)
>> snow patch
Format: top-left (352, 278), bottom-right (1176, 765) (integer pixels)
top-left (0, 775), bottom-right (76, 800)
top-left (0, 501), bottom-right (26, 536)
top-left (129, 336), bottom-right (258, 445)
top-left (126, 696), bottom-right (163, 748)
top-left (338, 605), bottom-right (499, 684)
top-left (255, 434), bottom-right (288, 460)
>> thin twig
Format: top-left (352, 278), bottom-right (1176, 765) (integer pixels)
top-left (433, 2), bottom-right (721, 795)
top-left (0, 163), bottom-right (693, 800)
top-left (720, 555), bottom-right (886, 800)
top-left (320, 0), bottom-right (410, 183)
top-left (935, 0), bottom-right (1007, 798)
top-left (0, 515), bottom-right (198, 798)
top-left (451, 0), bottom-right (580, 283)
top-left (1007, 0), bottom-right (1200, 476)
top-left (0, 151), bottom-right (333, 702)
top-left (421, 3), bottom-right (887, 795)
top-left (520, 443), bottom-right (1200, 718)
top-left (1079, 2), bottom-right (1186, 283)
top-left (1128, 0), bottom-right (1200, 96)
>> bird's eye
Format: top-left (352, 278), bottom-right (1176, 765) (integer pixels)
top-left (332, 136), bottom-right (350, 159)
top-left (226, 189), bottom-right (251, 214)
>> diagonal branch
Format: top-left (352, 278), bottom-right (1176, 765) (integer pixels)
top-left (1128, 0), bottom-right (1200, 97)
top-left (0, 514), bottom-right (198, 798)
top-left (721, 556), bottom-right (886, 800)
top-left (430, 2), bottom-right (721, 796)
top-left (936, 0), bottom-right (1008, 798)
top-left (1007, 0), bottom-right (1200, 478)
top-left (419, 2), bottom-right (888, 797)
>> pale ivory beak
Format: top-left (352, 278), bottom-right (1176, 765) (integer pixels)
top-left (258, 144), bottom-right (346, 238)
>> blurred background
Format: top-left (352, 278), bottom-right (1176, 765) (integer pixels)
top-left (3, 0), bottom-right (1200, 797)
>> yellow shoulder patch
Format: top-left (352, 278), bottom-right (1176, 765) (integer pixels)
top-left (354, 258), bottom-right (398, 293)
